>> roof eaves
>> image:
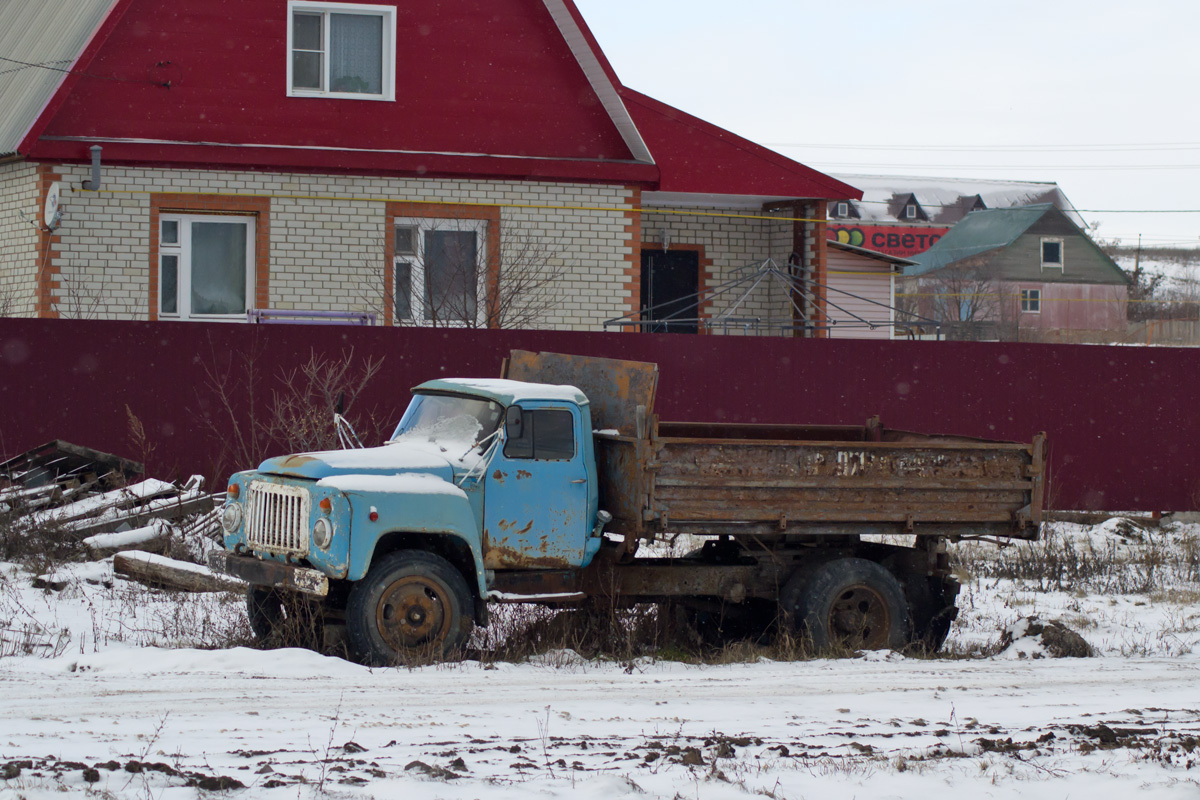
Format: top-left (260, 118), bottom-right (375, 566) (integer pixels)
top-left (542, 0), bottom-right (654, 165)
top-left (828, 239), bottom-right (916, 267)
top-left (619, 88), bottom-right (862, 201)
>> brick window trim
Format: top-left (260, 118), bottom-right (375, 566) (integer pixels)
top-left (35, 165), bottom-right (63, 318)
top-left (622, 187), bottom-right (643, 322)
top-left (148, 194), bottom-right (271, 321)
top-left (634, 241), bottom-right (713, 333)
top-left (383, 202), bottom-right (501, 327)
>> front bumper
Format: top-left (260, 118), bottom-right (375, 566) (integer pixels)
top-left (208, 551), bottom-right (329, 597)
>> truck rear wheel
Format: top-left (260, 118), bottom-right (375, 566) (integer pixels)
top-left (347, 550), bottom-right (473, 666)
top-left (781, 558), bottom-right (909, 652)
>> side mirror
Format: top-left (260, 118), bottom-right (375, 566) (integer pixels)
top-left (504, 406), bottom-right (524, 440)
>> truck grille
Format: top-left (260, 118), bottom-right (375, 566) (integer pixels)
top-left (246, 481), bottom-right (310, 555)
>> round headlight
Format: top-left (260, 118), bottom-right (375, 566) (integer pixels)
top-left (312, 517), bottom-right (333, 550)
top-left (220, 502), bottom-right (243, 533)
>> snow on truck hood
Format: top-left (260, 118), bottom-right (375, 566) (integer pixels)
top-left (256, 442), bottom-right (455, 482)
top-left (256, 416), bottom-right (495, 483)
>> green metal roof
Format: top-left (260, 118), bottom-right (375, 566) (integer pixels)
top-left (905, 204), bottom-right (1054, 277)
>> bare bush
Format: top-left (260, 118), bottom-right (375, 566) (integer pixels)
top-left (197, 343), bottom-right (386, 477)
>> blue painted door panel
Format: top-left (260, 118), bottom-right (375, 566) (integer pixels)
top-left (482, 403), bottom-right (589, 568)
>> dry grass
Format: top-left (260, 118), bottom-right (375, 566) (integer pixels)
top-left (953, 522), bottom-right (1200, 596)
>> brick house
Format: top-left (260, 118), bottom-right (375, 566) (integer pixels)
top-left (0, 0), bottom-right (859, 334)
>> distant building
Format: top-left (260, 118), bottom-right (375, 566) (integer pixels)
top-left (827, 175), bottom-right (1084, 259)
top-left (825, 241), bottom-right (913, 340)
top-left (904, 204), bottom-right (1130, 340)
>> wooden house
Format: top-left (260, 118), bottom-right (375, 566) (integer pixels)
top-left (904, 204), bottom-right (1130, 339)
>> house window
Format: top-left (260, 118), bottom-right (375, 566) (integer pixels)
top-left (287, 1), bottom-right (396, 100)
top-left (835, 202), bottom-right (849, 218)
top-left (1041, 238), bottom-right (1064, 270)
top-left (905, 203), bottom-right (917, 220)
top-left (158, 214), bottom-right (255, 320)
top-left (394, 218), bottom-right (487, 325)
top-left (1020, 288), bottom-right (1041, 313)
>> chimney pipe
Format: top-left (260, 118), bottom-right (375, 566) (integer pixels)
top-left (81, 145), bottom-right (102, 191)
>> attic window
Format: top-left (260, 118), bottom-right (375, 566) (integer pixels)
top-left (1041, 238), bottom-right (1064, 270)
top-left (288, 1), bottom-right (396, 101)
top-left (905, 203), bottom-right (918, 220)
top-left (835, 202), bottom-right (849, 218)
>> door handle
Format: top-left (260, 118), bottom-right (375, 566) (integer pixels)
top-left (569, 479), bottom-right (586, 484)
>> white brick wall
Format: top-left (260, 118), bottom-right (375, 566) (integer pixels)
top-left (47, 164), bottom-right (638, 329)
top-left (641, 206), bottom-right (795, 335)
top-left (0, 162), bottom-right (40, 316)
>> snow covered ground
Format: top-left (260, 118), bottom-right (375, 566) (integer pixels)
top-left (1, 521), bottom-right (1199, 799)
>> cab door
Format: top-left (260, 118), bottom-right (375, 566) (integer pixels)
top-left (482, 403), bottom-right (591, 569)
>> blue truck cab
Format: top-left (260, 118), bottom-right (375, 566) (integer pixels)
top-left (213, 377), bottom-right (605, 664)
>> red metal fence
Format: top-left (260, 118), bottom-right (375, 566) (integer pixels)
top-left (1, 318), bottom-right (1196, 511)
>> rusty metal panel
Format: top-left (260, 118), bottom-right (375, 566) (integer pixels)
top-left (504, 350), bottom-right (658, 435)
top-left (594, 435), bottom-right (652, 536)
top-left (643, 433), bottom-right (1043, 537)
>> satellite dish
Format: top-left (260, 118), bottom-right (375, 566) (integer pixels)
top-left (43, 181), bottom-right (61, 228)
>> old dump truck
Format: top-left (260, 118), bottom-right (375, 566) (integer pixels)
top-left (210, 351), bottom-right (1045, 664)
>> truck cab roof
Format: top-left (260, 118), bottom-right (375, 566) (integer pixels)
top-left (413, 378), bottom-right (589, 408)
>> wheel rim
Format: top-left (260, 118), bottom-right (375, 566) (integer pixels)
top-left (827, 583), bottom-right (891, 649)
top-left (376, 576), bottom-right (452, 651)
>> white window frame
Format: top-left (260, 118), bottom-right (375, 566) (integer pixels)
top-left (835, 202), bottom-right (849, 218)
top-left (905, 203), bottom-right (918, 220)
top-left (1041, 237), bottom-right (1064, 270)
top-left (159, 214), bottom-right (255, 322)
top-left (394, 218), bottom-right (488, 327)
top-left (286, 1), bottom-right (396, 101)
top-left (1020, 288), bottom-right (1041, 314)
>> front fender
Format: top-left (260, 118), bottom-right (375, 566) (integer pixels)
top-left (341, 488), bottom-right (486, 594)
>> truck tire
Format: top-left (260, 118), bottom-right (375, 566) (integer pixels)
top-left (781, 558), bottom-right (909, 652)
top-left (246, 587), bottom-right (324, 650)
top-left (346, 550), bottom-right (473, 666)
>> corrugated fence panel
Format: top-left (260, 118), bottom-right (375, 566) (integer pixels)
top-left (1, 318), bottom-right (1196, 511)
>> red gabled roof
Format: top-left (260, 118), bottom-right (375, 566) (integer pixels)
top-left (19, 0), bottom-right (854, 200)
top-left (621, 88), bottom-right (861, 201)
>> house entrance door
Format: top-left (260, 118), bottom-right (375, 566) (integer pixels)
top-left (640, 249), bottom-right (699, 333)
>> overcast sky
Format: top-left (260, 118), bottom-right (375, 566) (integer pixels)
top-left (573, 0), bottom-right (1200, 249)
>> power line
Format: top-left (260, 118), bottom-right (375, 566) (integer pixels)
top-left (0, 58), bottom-right (73, 78)
top-left (811, 162), bottom-right (1200, 171)
top-left (0, 55), bottom-right (161, 86)
top-left (768, 142), bottom-right (1200, 153)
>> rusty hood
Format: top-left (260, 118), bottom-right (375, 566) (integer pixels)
top-left (256, 442), bottom-right (455, 482)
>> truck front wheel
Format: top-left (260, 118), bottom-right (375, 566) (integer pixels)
top-left (781, 558), bottom-right (909, 653)
top-left (347, 550), bottom-right (473, 665)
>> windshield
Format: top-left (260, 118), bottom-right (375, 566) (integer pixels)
top-left (390, 393), bottom-right (504, 444)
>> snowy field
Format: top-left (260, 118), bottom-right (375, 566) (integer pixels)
top-left (2, 520), bottom-right (1199, 799)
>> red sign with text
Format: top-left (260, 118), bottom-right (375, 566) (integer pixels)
top-left (829, 225), bottom-right (950, 258)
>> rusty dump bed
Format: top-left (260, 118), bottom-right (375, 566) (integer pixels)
top-left (504, 351), bottom-right (1046, 542)
top-left (596, 423), bottom-right (1045, 541)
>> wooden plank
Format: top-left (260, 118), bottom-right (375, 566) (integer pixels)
top-left (113, 552), bottom-right (245, 594)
